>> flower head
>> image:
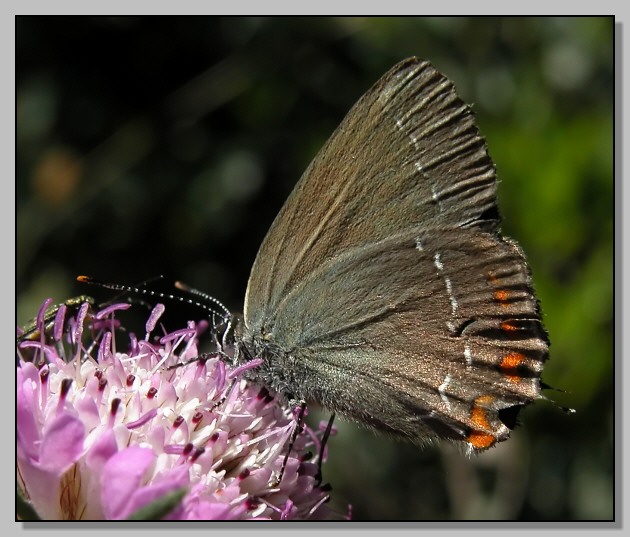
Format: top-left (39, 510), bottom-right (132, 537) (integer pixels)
top-left (17, 298), bottom-right (334, 520)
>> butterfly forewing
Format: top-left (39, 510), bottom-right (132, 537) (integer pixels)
top-left (244, 59), bottom-right (498, 328)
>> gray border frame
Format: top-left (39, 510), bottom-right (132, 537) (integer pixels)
top-left (9, 4), bottom-right (623, 535)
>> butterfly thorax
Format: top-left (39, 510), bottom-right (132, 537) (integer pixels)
top-left (229, 315), bottom-right (298, 401)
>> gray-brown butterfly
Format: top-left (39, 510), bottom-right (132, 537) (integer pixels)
top-left (230, 57), bottom-right (549, 454)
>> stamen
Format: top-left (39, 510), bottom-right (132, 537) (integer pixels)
top-left (53, 304), bottom-right (67, 342)
top-left (126, 409), bottom-right (158, 429)
top-left (108, 398), bottom-right (121, 428)
top-left (228, 358), bottom-right (263, 380)
top-left (95, 303), bottom-right (131, 319)
top-left (145, 303), bottom-right (166, 338)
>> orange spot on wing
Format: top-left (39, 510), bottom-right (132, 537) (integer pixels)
top-left (500, 352), bottom-right (527, 383)
top-left (467, 431), bottom-right (496, 450)
top-left (501, 352), bottom-right (526, 369)
top-left (470, 396), bottom-right (492, 430)
top-left (494, 289), bottom-right (509, 304)
top-left (467, 396), bottom-right (497, 450)
top-left (500, 321), bottom-right (519, 332)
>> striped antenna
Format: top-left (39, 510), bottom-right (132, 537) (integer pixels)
top-left (77, 276), bottom-right (232, 326)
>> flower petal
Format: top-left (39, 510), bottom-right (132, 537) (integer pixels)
top-left (125, 465), bottom-right (189, 520)
top-left (39, 414), bottom-right (85, 474)
top-left (17, 365), bottom-right (41, 461)
top-left (101, 446), bottom-right (155, 519)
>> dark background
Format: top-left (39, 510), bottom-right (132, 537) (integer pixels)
top-left (16, 16), bottom-right (614, 521)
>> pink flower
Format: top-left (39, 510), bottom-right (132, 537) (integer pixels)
top-left (17, 298), bottom-right (334, 520)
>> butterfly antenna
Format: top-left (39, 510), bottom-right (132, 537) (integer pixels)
top-left (77, 276), bottom-right (232, 330)
top-left (174, 280), bottom-right (234, 348)
top-left (173, 281), bottom-right (231, 320)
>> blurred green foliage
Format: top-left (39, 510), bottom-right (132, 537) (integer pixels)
top-left (16, 16), bottom-right (613, 521)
